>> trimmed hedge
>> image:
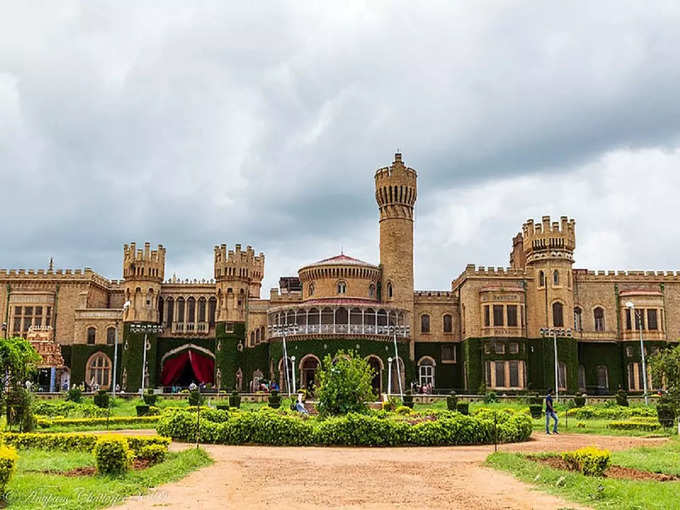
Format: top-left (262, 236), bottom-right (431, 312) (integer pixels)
top-left (566, 405), bottom-right (656, 420)
top-left (33, 401), bottom-right (108, 418)
top-left (156, 408), bottom-right (532, 447)
top-left (608, 418), bottom-right (660, 431)
top-left (37, 415), bottom-right (160, 428)
top-left (93, 435), bottom-right (134, 475)
top-left (0, 445), bottom-right (18, 496)
top-left (562, 447), bottom-right (611, 476)
top-left (1, 432), bottom-right (170, 455)
top-left (137, 444), bottom-right (167, 465)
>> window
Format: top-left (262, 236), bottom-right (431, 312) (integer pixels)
top-left (509, 342), bottom-right (519, 354)
top-left (337, 281), bottom-right (347, 294)
top-left (484, 305), bottom-right (490, 327)
top-left (495, 362), bottom-right (505, 387)
top-left (647, 309), bottom-right (658, 330)
top-left (626, 346), bottom-right (634, 357)
top-left (418, 357), bottom-right (435, 386)
top-left (255, 328), bottom-right (261, 343)
top-left (625, 308), bottom-right (632, 330)
top-left (507, 305), bottom-right (518, 327)
top-left (493, 305), bottom-right (504, 326)
top-left (208, 297), bottom-right (217, 327)
top-left (578, 365), bottom-right (586, 391)
top-left (198, 298), bottom-right (206, 322)
top-left (420, 314), bottom-right (430, 333)
top-left (86, 352), bottom-right (112, 389)
top-left (484, 342), bottom-right (492, 354)
top-left (441, 345), bottom-right (456, 363)
top-left (627, 362), bottom-right (650, 391)
top-left (574, 307), bottom-right (582, 330)
top-left (635, 309), bottom-right (645, 330)
top-left (494, 342), bottom-right (505, 354)
top-left (443, 314), bottom-right (453, 333)
top-left (596, 365), bottom-right (609, 391)
top-left (368, 283), bottom-right (375, 298)
top-left (509, 360), bottom-right (519, 387)
top-left (106, 327), bottom-right (116, 345)
top-left (250, 331), bottom-right (255, 346)
top-left (309, 283), bottom-right (315, 296)
top-left (485, 360), bottom-right (526, 389)
top-left (558, 361), bottom-right (567, 390)
top-left (87, 327), bottom-right (96, 345)
top-left (387, 282), bottom-right (393, 298)
top-left (538, 271), bottom-right (545, 287)
top-left (594, 307), bottom-right (605, 331)
top-left (553, 270), bottom-right (559, 286)
top-left (552, 302), bottom-right (564, 327)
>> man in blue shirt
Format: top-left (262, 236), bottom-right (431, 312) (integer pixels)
top-left (545, 388), bottom-right (558, 434)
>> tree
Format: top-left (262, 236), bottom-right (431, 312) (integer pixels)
top-left (0, 337), bottom-right (41, 405)
top-left (316, 350), bottom-right (376, 416)
top-left (648, 345), bottom-right (680, 409)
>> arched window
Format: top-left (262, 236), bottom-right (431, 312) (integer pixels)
top-left (187, 297), bottom-right (196, 323)
top-left (538, 271), bottom-right (545, 287)
top-left (337, 281), bottom-right (346, 294)
top-left (443, 314), bottom-right (453, 333)
top-left (177, 298), bottom-right (185, 323)
top-left (250, 331), bottom-right (255, 346)
top-left (198, 298), bottom-right (206, 323)
top-left (158, 297), bottom-right (164, 324)
top-left (553, 270), bottom-right (559, 286)
top-left (368, 283), bottom-right (375, 298)
top-left (420, 314), bottom-right (430, 333)
top-left (255, 328), bottom-right (260, 343)
top-left (309, 283), bottom-right (315, 296)
top-left (594, 307), bottom-right (605, 331)
top-left (418, 357), bottom-right (435, 387)
top-left (86, 352), bottom-right (112, 389)
top-left (573, 307), bottom-right (582, 331)
top-left (387, 282), bottom-right (393, 298)
top-left (165, 297), bottom-right (174, 327)
top-left (260, 326), bottom-right (265, 342)
top-left (106, 327), bottom-right (116, 345)
top-left (87, 327), bottom-right (96, 345)
top-left (596, 365), bottom-right (609, 391)
top-left (552, 302), bottom-right (564, 327)
top-left (208, 297), bottom-right (217, 327)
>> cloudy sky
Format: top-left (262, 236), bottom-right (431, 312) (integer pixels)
top-left (2, 1), bottom-right (680, 293)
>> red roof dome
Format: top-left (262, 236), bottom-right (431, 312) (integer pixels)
top-left (303, 253), bottom-right (377, 268)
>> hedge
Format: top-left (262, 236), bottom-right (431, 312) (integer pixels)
top-left (37, 416), bottom-right (160, 428)
top-left (0, 445), bottom-right (18, 496)
top-left (566, 405), bottom-right (656, 420)
top-left (607, 418), bottom-right (660, 431)
top-left (33, 401), bottom-right (108, 418)
top-left (93, 436), bottom-right (134, 475)
top-left (562, 447), bottom-right (611, 476)
top-left (1, 432), bottom-right (170, 455)
top-left (156, 408), bottom-right (532, 447)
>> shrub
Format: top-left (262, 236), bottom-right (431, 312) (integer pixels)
top-left (1, 432), bottom-right (169, 455)
top-left (446, 391), bottom-right (458, 411)
top-left (381, 396), bottom-right (400, 412)
top-left (136, 444), bottom-right (166, 465)
top-left (93, 435), bottom-right (134, 475)
top-left (316, 350), bottom-right (375, 416)
top-left (66, 387), bottom-right (82, 403)
top-left (143, 390), bottom-right (158, 406)
top-left (529, 404), bottom-right (543, 419)
top-left (33, 401), bottom-right (108, 418)
top-left (0, 445), bottom-right (18, 497)
top-left (573, 392), bottom-right (586, 407)
top-left (657, 403), bottom-right (676, 428)
top-left (562, 447), bottom-right (611, 476)
top-left (268, 390), bottom-right (282, 409)
top-left (484, 391), bottom-right (498, 404)
top-left (616, 389), bottom-right (629, 407)
top-left (402, 391), bottom-right (414, 409)
top-left (395, 405), bottom-right (412, 415)
top-left (608, 418), bottom-right (660, 431)
top-left (136, 404), bottom-right (150, 416)
top-left (188, 389), bottom-right (205, 406)
top-left (456, 402), bottom-right (469, 415)
top-left (529, 394), bottom-right (542, 406)
top-left (216, 404), bottom-right (230, 411)
top-left (37, 415), bottom-right (159, 428)
top-left (229, 390), bottom-right (241, 408)
top-left (93, 390), bottom-right (109, 409)
top-left (566, 405), bottom-right (656, 420)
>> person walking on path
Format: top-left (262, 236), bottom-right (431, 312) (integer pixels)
top-left (545, 388), bottom-right (558, 434)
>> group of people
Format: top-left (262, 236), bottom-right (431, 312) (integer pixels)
top-left (410, 381), bottom-right (433, 394)
top-left (249, 379), bottom-right (280, 393)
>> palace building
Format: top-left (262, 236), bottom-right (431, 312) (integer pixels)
top-left (1, 153), bottom-right (678, 395)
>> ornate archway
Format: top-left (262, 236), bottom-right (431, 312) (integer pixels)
top-left (299, 354), bottom-right (321, 394)
top-left (160, 344), bottom-right (215, 386)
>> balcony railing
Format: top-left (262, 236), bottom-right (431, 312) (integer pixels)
top-left (171, 322), bottom-right (210, 335)
top-left (269, 324), bottom-right (410, 339)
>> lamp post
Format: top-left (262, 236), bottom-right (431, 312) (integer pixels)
top-left (291, 355), bottom-right (297, 394)
top-left (539, 327), bottom-right (572, 403)
top-left (189, 382), bottom-right (200, 449)
top-left (392, 331), bottom-right (403, 397)
top-left (387, 357), bottom-right (393, 397)
top-left (280, 319), bottom-right (292, 397)
top-left (112, 301), bottom-right (131, 400)
top-left (626, 302), bottom-right (649, 405)
top-left (129, 322), bottom-right (163, 394)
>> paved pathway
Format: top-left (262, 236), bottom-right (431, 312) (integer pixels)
top-left (113, 433), bottom-right (666, 510)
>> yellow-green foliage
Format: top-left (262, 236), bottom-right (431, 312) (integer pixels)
top-left (562, 446), bottom-right (611, 476)
top-left (395, 405), bottom-right (412, 415)
top-left (1, 432), bottom-right (169, 455)
top-left (37, 415), bottom-right (160, 428)
top-left (137, 444), bottom-right (167, 465)
top-left (0, 445), bottom-right (18, 495)
top-left (93, 435), bottom-right (134, 475)
top-left (607, 417), bottom-right (659, 431)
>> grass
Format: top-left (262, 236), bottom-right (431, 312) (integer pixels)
top-left (6, 447), bottom-right (212, 510)
top-left (486, 439), bottom-right (680, 510)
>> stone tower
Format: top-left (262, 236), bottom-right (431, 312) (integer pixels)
top-left (122, 242), bottom-right (165, 323)
top-left (375, 153), bottom-right (417, 330)
top-left (214, 244), bottom-right (264, 323)
top-left (521, 216), bottom-right (576, 337)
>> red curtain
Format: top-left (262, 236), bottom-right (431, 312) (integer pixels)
top-left (160, 350), bottom-right (215, 385)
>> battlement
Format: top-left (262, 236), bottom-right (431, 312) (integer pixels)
top-left (0, 267), bottom-right (112, 288)
top-left (214, 243), bottom-right (265, 282)
top-left (122, 242), bottom-right (166, 280)
top-left (374, 153), bottom-right (418, 181)
top-left (521, 216), bottom-right (575, 263)
top-left (415, 290), bottom-right (455, 298)
top-left (573, 268), bottom-right (680, 282)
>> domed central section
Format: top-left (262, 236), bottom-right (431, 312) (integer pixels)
top-left (298, 254), bottom-right (380, 303)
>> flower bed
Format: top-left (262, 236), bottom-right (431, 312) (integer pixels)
top-left (1, 432), bottom-right (170, 455)
top-left (156, 407), bottom-right (532, 447)
top-left (37, 415), bottom-right (160, 428)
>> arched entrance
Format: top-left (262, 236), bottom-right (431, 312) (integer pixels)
top-left (160, 345), bottom-right (215, 386)
top-left (365, 355), bottom-right (383, 395)
top-left (299, 355), bottom-right (320, 394)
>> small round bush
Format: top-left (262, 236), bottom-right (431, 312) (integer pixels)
top-left (93, 436), bottom-right (133, 475)
top-left (66, 387), bottom-right (82, 403)
top-left (268, 390), bottom-right (282, 409)
top-left (229, 390), bottom-right (241, 408)
top-left (395, 405), bottom-right (412, 415)
top-left (446, 391), bottom-right (458, 411)
top-left (143, 390), bottom-right (158, 406)
top-left (136, 444), bottom-right (167, 465)
top-left (456, 402), bottom-right (469, 415)
top-left (93, 390), bottom-right (109, 409)
top-left (136, 404), bottom-right (150, 416)
top-left (529, 404), bottom-right (543, 419)
top-left (0, 445), bottom-right (18, 497)
top-left (188, 390), bottom-right (205, 406)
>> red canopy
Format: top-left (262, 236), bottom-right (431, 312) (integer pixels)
top-left (160, 350), bottom-right (214, 385)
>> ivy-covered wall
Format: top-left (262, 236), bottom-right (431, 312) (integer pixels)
top-left (528, 336), bottom-right (579, 394)
top-left (120, 324), bottom-right (159, 392)
top-left (414, 342), bottom-right (463, 390)
top-left (577, 342), bottom-right (622, 394)
top-left (214, 322), bottom-right (246, 390)
top-left (69, 344), bottom-right (122, 387)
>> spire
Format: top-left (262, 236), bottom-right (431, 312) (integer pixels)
top-left (48, 257), bottom-right (54, 271)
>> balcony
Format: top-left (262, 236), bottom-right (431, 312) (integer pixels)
top-left (170, 322), bottom-right (211, 335)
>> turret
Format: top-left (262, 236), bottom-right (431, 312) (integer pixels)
top-left (122, 242), bottom-right (165, 322)
top-left (214, 244), bottom-right (265, 323)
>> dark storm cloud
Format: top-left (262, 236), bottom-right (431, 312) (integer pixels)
top-left (2, 1), bottom-right (680, 291)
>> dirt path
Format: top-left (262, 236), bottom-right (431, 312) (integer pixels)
top-left (114, 433), bottom-right (666, 510)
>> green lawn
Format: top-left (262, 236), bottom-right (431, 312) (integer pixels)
top-left (6, 447), bottom-right (212, 510)
top-left (487, 439), bottom-right (680, 510)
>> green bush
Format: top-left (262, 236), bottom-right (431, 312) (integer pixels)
top-left (0, 445), bottom-right (18, 497)
top-left (136, 444), bottom-right (167, 465)
top-left (562, 447), bottom-right (611, 476)
top-left (1, 432), bottom-right (169, 455)
top-left (229, 390), bottom-right (241, 408)
top-left (395, 405), bottom-right (412, 415)
top-left (616, 389), bottom-right (629, 406)
top-left (66, 387), bottom-right (82, 403)
top-left (6, 387), bottom-right (35, 432)
top-left (381, 396), bottom-right (400, 412)
top-left (37, 415), bottom-right (159, 428)
top-left (456, 402), bottom-right (469, 415)
top-left (268, 390), bottom-right (282, 409)
top-left (316, 350), bottom-right (375, 416)
top-left (33, 400), bottom-right (108, 418)
top-left (143, 390), bottom-right (158, 406)
top-left (608, 418), bottom-right (660, 431)
top-left (529, 404), bottom-right (543, 419)
top-left (483, 391), bottom-right (498, 404)
top-left (136, 404), bottom-right (150, 416)
top-left (446, 391), bottom-right (458, 411)
top-left (93, 390), bottom-right (109, 409)
top-left (656, 403), bottom-right (676, 428)
top-left (188, 390), bottom-right (205, 406)
top-left (402, 391), bottom-right (414, 409)
top-left (573, 393), bottom-right (586, 407)
top-left (529, 394), bottom-right (542, 406)
top-left (93, 435), bottom-right (134, 475)
top-left (566, 405), bottom-right (656, 420)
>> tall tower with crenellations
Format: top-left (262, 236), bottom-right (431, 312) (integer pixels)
top-left (375, 153), bottom-right (417, 336)
top-left (520, 216), bottom-right (576, 337)
top-left (122, 242), bottom-right (165, 323)
top-left (214, 244), bottom-right (265, 323)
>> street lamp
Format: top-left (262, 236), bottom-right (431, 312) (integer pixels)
top-left (539, 327), bottom-right (572, 403)
top-left (189, 382), bottom-right (200, 448)
top-left (387, 357), bottom-right (393, 397)
top-left (626, 301), bottom-right (649, 405)
top-left (291, 356), bottom-right (297, 394)
top-left (129, 322), bottom-right (163, 394)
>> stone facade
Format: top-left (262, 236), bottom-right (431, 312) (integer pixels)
top-left (1, 153), bottom-right (677, 394)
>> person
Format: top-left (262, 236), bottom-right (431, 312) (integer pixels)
top-left (545, 388), bottom-right (558, 434)
top-left (295, 392), bottom-right (308, 415)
